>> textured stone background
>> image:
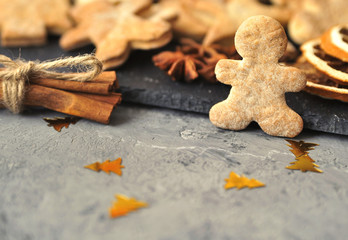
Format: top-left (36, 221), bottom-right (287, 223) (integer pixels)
top-left (1, 104), bottom-right (347, 240)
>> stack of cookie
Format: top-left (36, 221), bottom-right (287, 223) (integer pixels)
top-left (295, 25), bottom-right (348, 103)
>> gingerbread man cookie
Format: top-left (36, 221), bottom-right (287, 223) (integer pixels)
top-left (60, 0), bottom-right (172, 69)
top-left (209, 15), bottom-right (306, 138)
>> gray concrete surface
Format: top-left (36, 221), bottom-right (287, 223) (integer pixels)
top-left (0, 104), bottom-right (348, 240)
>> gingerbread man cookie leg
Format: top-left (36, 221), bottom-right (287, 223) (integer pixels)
top-left (256, 103), bottom-right (303, 138)
top-left (210, 61), bottom-right (253, 130)
top-left (209, 15), bottom-right (306, 138)
top-left (209, 98), bottom-right (252, 130)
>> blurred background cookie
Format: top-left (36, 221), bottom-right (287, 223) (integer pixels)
top-left (201, 0), bottom-right (292, 46)
top-left (288, 0), bottom-right (348, 44)
top-left (0, 0), bottom-right (72, 46)
top-left (60, 0), bottom-right (173, 69)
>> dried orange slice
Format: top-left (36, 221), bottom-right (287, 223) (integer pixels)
top-left (305, 81), bottom-right (348, 102)
top-left (301, 39), bottom-right (348, 85)
top-left (321, 25), bottom-right (348, 62)
top-left (292, 56), bottom-right (348, 102)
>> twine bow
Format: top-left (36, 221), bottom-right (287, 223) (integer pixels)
top-left (0, 55), bottom-right (103, 113)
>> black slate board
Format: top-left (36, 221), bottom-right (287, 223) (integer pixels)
top-left (1, 37), bottom-right (347, 135)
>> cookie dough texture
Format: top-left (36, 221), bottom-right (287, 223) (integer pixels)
top-left (210, 15), bottom-right (306, 138)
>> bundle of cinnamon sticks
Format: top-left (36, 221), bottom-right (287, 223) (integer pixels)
top-left (0, 71), bottom-right (121, 124)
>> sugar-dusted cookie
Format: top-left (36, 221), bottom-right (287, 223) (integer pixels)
top-left (209, 15), bottom-right (306, 138)
top-left (60, 0), bottom-right (172, 69)
top-left (0, 0), bottom-right (72, 46)
top-left (289, 0), bottom-right (348, 44)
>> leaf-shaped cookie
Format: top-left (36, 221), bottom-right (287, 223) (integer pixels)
top-left (60, 0), bottom-right (172, 69)
top-left (0, 0), bottom-right (72, 46)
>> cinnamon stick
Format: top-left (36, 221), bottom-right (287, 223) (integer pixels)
top-left (30, 78), bottom-right (113, 95)
top-left (29, 71), bottom-right (118, 95)
top-left (93, 71), bottom-right (119, 88)
top-left (0, 69), bottom-right (116, 82)
top-left (76, 92), bottom-right (122, 106)
top-left (0, 84), bottom-right (114, 124)
top-left (0, 92), bottom-right (122, 119)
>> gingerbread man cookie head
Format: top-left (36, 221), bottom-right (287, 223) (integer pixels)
top-left (210, 15), bottom-right (306, 138)
top-left (235, 15), bottom-right (287, 61)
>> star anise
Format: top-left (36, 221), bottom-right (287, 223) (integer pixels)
top-left (152, 48), bottom-right (205, 82)
top-left (153, 38), bottom-right (240, 83)
top-left (179, 38), bottom-right (238, 59)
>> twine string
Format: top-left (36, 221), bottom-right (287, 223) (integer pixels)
top-left (0, 55), bottom-right (103, 113)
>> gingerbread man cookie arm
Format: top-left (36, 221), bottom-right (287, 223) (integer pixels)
top-left (215, 59), bottom-right (244, 85)
top-left (276, 65), bottom-right (307, 92)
